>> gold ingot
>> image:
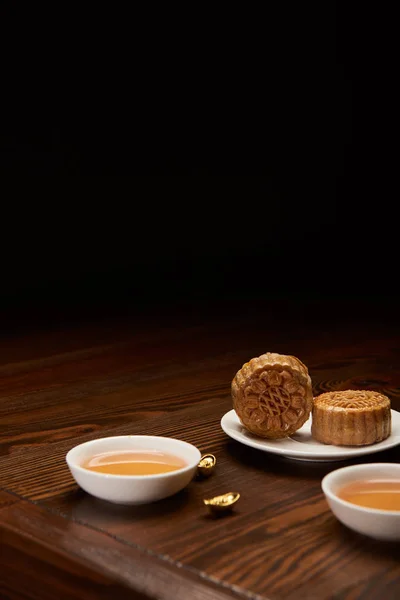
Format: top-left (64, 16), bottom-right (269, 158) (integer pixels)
top-left (203, 492), bottom-right (240, 515)
top-left (197, 454), bottom-right (216, 478)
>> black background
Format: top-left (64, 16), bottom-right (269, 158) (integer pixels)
top-left (1, 4), bottom-right (397, 331)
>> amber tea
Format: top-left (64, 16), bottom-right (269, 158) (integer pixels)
top-left (338, 479), bottom-right (400, 511)
top-left (82, 450), bottom-right (187, 475)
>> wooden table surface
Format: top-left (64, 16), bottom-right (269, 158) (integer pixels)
top-left (1, 299), bottom-right (399, 600)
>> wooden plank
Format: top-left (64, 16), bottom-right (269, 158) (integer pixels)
top-left (1, 319), bottom-right (399, 457)
top-left (0, 500), bottom-right (251, 600)
top-left (0, 490), bottom-right (20, 509)
top-left (1, 313), bottom-right (400, 598)
top-left (0, 398), bottom-right (399, 599)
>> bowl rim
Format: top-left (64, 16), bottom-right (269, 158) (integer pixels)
top-left (66, 434), bottom-right (202, 480)
top-left (322, 462), bottom-right (400, 516)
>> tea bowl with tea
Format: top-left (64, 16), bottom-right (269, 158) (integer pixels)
top-left (66, 435), bottom-right (201, 505)
top-left (322, 462), bottom-right (400, 541)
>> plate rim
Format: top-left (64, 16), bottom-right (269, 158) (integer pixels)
top-left (220, 408), bottom-right (400, 461)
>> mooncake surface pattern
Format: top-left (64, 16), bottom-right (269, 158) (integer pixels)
top-left (311, 389), bottom-right (391, 446)
top-left (232, 352), bottom-right (313, 439)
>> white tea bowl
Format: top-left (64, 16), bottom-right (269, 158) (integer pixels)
top-left (66, 435), bottom-right (201, 505)
top-left (322, 462), bottom-right (400, 541)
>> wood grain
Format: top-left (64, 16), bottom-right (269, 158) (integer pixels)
top-left (0, 499), bottom-right (243, 600)
top-left (0, 309), bottom-right (400, 599)
top-left (1, 398), bottom-right (399, 599)
top-left (0, 490), bottom-right (20, 509)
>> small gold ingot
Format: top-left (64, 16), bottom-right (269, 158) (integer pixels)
top-left (203, 492), bottom-right (240, 515)
top-left (197, 454), bottom-right (216, 478)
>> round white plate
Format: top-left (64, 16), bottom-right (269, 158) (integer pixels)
top-left (220, 409), bottom-right (400, 462)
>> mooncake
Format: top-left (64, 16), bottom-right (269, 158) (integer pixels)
top-left (231, 352), bottom-right (313, 439)
top-left (311, 389), bottom-right (391, 446)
